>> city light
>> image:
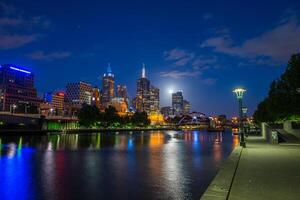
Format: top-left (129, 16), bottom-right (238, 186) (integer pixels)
top-left (233, 88), bottom-right (246, 99)
top-left (9, 66), bottom-right (31, 74)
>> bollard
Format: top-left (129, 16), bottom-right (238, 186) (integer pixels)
top-left (271, 130), bottom-right (279, 144)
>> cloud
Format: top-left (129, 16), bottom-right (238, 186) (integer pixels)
top-left (192, 56), bottom-right (217, 70)
top-left (0, 34), bottom-right (39, 49)
top-left (160, 70), bottom-right (201, 79)
top-left (200, 17), bottom-right (300, 62)
top-left (201, 78), bottom-right (217, 85)
top-left (164, 48), bottom-right (195, 66)
top-left (0, 18), bottom-right (23, 26)
top-left (27, 51), bottom-right (72, 61)
top-left (0, 3), bottom-right (50, 49)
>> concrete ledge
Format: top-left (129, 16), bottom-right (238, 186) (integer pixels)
top-left (200, 146), bottom-right (243, 200)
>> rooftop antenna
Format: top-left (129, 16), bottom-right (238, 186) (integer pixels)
top-left (142, 63), bottom-right (146, 78)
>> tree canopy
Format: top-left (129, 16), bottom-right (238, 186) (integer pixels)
top-left (253, 54), bottom-right (300, 122)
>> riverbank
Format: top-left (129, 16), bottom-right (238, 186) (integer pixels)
top-left (201, 136), bottom-right (300, 200)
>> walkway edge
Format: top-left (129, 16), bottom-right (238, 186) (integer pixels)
top-left (200, 146), bottom-right (243, 200)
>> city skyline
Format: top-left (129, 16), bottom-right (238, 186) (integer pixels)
top-left (1, 1), bottom-right (300, 116)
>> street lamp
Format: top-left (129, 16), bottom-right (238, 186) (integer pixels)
top-left (233, 88), bottom-right (246, 147)
top-left (50, 108), bottom-right (54, 116)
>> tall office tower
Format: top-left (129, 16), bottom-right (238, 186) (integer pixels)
top-left (117, 85), bottom-right (128, 104)
top-left (0, 64), bottom-right (40, 113)
top-left (172, 91), bottom-right (184, 116)
top-left (44, 91), bottom-right (65, 115)
top-left (150, 85), bottom-right (159, 113)
top-left (101, 65), bottom-right (115, 107)
top-left (66, 82), bottom-right (92, 106)
top-left (183, 99), bottom-right (191, 115)
top-left (135, 64), bottom-right (150, 113)
top-left (92, 87), bottom-right (101, 109)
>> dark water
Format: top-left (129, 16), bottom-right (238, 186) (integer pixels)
top-left (0, 130), bottom-right (239, 200)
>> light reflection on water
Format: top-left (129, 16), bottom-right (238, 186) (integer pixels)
top-left (0, 130), bottom-right (238, 200)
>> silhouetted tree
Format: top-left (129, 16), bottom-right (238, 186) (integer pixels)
top-left (254, 54), bottom-right (300, 122)
top-left (78, 104), bottom-right (100, 128)
top-left (131, 112), bottom-right (150, 127)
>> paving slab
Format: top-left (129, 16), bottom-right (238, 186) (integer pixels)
top-left (228, 139), bottom-right (300, 200)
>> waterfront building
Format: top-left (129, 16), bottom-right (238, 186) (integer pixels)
top-left (160, 106), bottom-right (173, 117)
top-left (92, 87), bottom-right (101, 109)
top-left (0, 64), bottom-right (40, 113)
top-left (172, 91), bottom-right (184, 116)
top-left (117, 84), bottom-right (128, 105)
top-left (44, 91), bottom-right (65, 115)
top-left (111, 97), bottom-right (128, 113)
top-left (101, 65), bottom-right (115, 107)
top-left (135, 64), bottom-right (150, 113)
top-left (150, 85), bottom-right (159, 113)
top-left (183, 100), bottom-right (191, 115)
top-left (66, 82), bottom-right (92, 106)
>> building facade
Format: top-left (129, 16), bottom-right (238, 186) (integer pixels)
top-left (111, 97), bottom-right (128, 113)
top-left (183, 100), bottom-right (191, 115)
top-left (0, 64), bottom-right (40, 113)
top-left (44, 91), bottom-right (65, 115)
top-left (66, 82), bottom-right (92, 106)
top-left (172, 91), bottom-right (184, 116)
top-left (101, 66), bottom-right (115, 107)
top-left (135, 65), bottom-right (150, 113)
top-left (92, 87), bottom-right (101, 109)
top-left (150, 85), bottom-right (159, 113)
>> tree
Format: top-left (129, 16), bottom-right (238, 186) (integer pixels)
top-left (131, 112), bottom-right (150, 127)
top-left (254, 54), bottom-right (300, 122)
top-left (78, 104), bottom-right (100, 128)
top-left (102, 106), bottom-right (121, 127)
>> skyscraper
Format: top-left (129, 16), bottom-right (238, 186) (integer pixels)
top-left (0, 64), bottom-right (40, 113)
top-left (117, 85), bottom-right (128, 104)
top-left (101, 65), bottom-right (115, 107)
top-left (150, 85), bottom-right (159, 113)
top-left (66, 82), bottom-right (92, 105)
top-left (183, 99), bottom-right (191, 115)
top-left (135, 64), bottom-right (150, 113)
top-left (172, 91), bottom-right (184, 116)
top-left (92, 87), bottom-right (101, 109)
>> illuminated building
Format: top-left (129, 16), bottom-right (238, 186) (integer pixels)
top-left (66, 82), bottom-right (92, 106)
top-left (101, 65), bottom-right (115, 107)
top-left (111, 97), bottom-right (127, 113)
top-left (135, 64), bottom-right (150, 113)
top-left (148, 112), bottom-right (164, 125)
top-left (0, 64), bottom-right (40, 113)
top-left (150, 85), bottom-right (159, 113)
top-left (183, 100), bottom-right (191, 115)
top-left (92, 87), bottom-right (101, 109)
top-left (44, 91), bottom-right (65, 115)
top-left (172, 91), bottom-right (183, 116)
top-left (117, 85), bottom-right (128, 105)
top-left (160, 106), bottom-right (173, 117)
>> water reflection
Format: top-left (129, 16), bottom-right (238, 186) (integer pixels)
top-left (0, 130), bottom-right (238, 200)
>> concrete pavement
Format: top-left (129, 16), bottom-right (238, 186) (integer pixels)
top-left (228, 138), bottom-right (300, 200)
top-left (201, 137), bottom-right (300, 200)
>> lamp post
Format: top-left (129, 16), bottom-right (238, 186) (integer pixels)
top-left (233, 88), bottom-right (246, 148)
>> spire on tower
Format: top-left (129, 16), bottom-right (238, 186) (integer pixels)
top-left (142, 63), bottom-right (146, 78)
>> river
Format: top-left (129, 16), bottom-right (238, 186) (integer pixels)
top-left (0, 130), bottom-right (239, 200)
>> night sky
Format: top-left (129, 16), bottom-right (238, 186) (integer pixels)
top-left (1, 0), bottom-right (300, 117)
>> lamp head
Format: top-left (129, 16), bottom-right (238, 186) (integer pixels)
top-left (233, 88), bottom-right (246, 99)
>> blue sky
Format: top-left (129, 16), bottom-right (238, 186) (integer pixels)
top-left (1, 0), bottom-right (300, 117)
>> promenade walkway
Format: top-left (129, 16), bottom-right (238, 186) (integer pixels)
top-left (201, 137), bottom-right (300, 200)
